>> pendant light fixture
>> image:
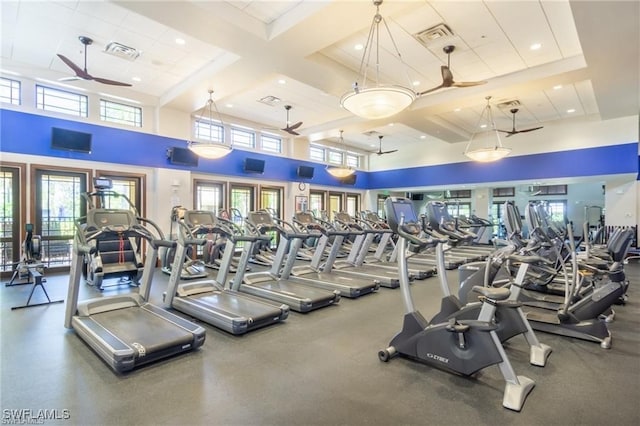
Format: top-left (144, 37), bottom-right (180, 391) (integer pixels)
top-left (188, 90), bottom-right (233, 159)
top-left (464, 96), bottom-right (511, 162)
top-left (340, 0), bottom-right (416, 120)
top-left (326, 130), bottom-right (356, 178)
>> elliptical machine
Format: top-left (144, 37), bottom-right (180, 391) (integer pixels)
top-left (378, 197), bottom-right (535, 412)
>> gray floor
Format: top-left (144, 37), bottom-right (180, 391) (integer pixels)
top-left (1, 261), bottom-right (639, 426)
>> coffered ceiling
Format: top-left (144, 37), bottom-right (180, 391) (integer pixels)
top-left (1, 1), bottom-right (638, 153)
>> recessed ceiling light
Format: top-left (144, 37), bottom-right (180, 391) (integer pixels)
top-left (420, 135), bottom-right (426, 139)
top-left (278, 79), bottom-right (286, 85)
top-left (480, 124), bottom-right (488, 128)
top-left (388, 123), bottom-right (394, 127)
top-left (553, 84), bottom-right (563, 90)
top-left (454, 107), bottom-right (461, 112)
top-left (132, 76), bottom-right (141, 82)
top-left (567, 108), bottom-right (576, 113)
top-left (175, 38), bottom-right (185, 45)
top-left (354, 43), bottom-right (364, 51)
top-left (412, 80), bottom-right (420, 86)
top-left (225, 104), bottom-right (233, 108)
top-left (530, 43), bottom-right (542, 50)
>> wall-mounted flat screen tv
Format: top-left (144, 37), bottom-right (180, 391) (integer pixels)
top-left (297, 165), bottom-right (315, 179)
top-left (244, 158), bottom-right (265, 174)
top-left (168, 147), bottom-right (199, 167)
top-left (339, 173), bottom-right (357, 185)
top-left (51, 127), bottom-right (92, 154)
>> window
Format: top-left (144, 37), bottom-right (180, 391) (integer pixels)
top-left (448, 202), bottom-right (471, 219)
top-left (194, 180), bottom-right (225, 213)
top-left (194, 118), bottom-right (224, 142)
top-left (0, 77), bottom-right (20, 105)
top-left (310, 145), bottom-right (325, 162)
top-left (36, 85), bottom-right (88, 117)
top-left (535, 185), bottom-right (568, 196)
top-left (545, 201), bottom-right (567, 224)
top-left (346, 194), bottom-right (360, 217)
top-left (445, 189), bottom-right (471, 199)
top-left (328, 151), bottom-right (343, 165)
top-left (34, 168), bottom-right (88, 269)
top-left (346, 153), bottom-right (360, 168)
top-left (492, 187), bottom-right (515, 197)
top-left (231, 126), bottom-right (255, 149)
top-left (309, 192), bottom-right (325, 218)
top-left (261, 133), bottom-right (282, 153)
top-left (0, 166), bottom-right (22, 272)
top-left (100, 99), bottom-right (142, 127)
top-left (95, 173), bottom-right (144, 215)
top-left (377, 195), bottom-right (388, 219)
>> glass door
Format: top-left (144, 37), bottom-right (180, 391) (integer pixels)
top-left (34, 168), bottom-right (88, 270)
top-left (0, 166), bottom-right (22, 274)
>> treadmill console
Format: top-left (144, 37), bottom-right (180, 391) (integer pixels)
top-left (294, 212), bottom-right (314, 224)
top-left (89, 210), bottom-right (136, 229)
top-left (184, 211), bottom-right (216, 228)
top-left (248, 211), bottom-right (273, 225)
top-left (384, 197), bottom-right (418, 234)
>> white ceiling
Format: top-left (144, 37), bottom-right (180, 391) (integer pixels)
top-left (1, 0), bottom-right (638, 153)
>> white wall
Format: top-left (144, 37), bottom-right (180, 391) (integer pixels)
top-left (370, 115), bottom-right (638, 171)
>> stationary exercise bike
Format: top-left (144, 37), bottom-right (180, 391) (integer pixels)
top-left (429, 234), bottom-right (552, 367)
top-left (378, 197), bottom-right (535, 412)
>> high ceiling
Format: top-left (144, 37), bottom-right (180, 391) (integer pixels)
top-left (1, 0), bottom-right (638, 153)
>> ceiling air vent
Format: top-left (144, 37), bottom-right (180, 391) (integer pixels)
top-left (414, 23), bottom-right (454, 47)
top-left (497, 99), bottom-right (521, 109)
top-left (104, 42), bottom-right (141, 61)
top-left (257, 95), bottom-right (281, 106)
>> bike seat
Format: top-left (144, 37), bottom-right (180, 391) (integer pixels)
top-left (472, 285), bottom-right (511, 301)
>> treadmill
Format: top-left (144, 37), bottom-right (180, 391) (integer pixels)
top-left (287, 212), bottom-right (380, 298)
top-left (236, 211), bottom-right (341, 312)
top-left (65, 209), bottom-right (205, 373)
top-left (163, 210), bottom-right (289, 335)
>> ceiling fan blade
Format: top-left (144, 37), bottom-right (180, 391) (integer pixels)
top-left (288, 121), bottom-right (303, 131)
top-left (282, 127), bottom-right (300, 136)
top-left (517, 126), bottom-right (544, 133)
top-left (496, 129), bottom-right (515, 134)
top-left (451, 80), bottom-right (487, 88)
top-left (56, 54), bottom-right (90, 79)
top-left (416, 83), bottom-right (445, 96)
top-left (58, 76), bottom-right (82, 82)
top-left (382, 149), bottom-right (398, 154)
top-left (91, 76), bottom-right (132, 86)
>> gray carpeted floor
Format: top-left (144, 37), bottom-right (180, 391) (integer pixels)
top-left (1, 261), bottom-right (639, 425)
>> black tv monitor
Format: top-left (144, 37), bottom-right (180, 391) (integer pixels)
top-left (168, 147), bottom-right (199, 167)
top-left (244, 158), bottom-right (265, 174)
top-left (51, 127), bottom-right (92, 154)
top-left (339, 173), bottom-right (357, 185)
top-left (297, 165), bottom-right (314, 179)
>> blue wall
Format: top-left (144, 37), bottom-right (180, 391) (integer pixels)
top-left (1, 109), bottom-right (637, 188)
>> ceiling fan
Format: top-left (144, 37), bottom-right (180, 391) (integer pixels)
top-left (374, 135), bottom-right (397, 155)
top-left (57, 36), bottom-right (132, 87)
top-left (417, 45), bottom-right (487, 96)
top-left (498, 108), bottom-right (544, 137)
top-left (280, 105), bottom-right (303, 136)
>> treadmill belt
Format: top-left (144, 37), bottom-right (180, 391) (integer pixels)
top-left (92, 308), bottom-right (194, 353)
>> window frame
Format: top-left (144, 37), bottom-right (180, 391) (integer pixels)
top-left (36, 84), bottom-right (88, 118)
top-left (99, 99), bottom-right (142, 128)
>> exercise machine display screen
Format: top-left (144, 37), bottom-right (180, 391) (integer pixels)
top-left (392, 201), bottom-right (417, 224)
top-left (184, 211), bottom-right (215, 227)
